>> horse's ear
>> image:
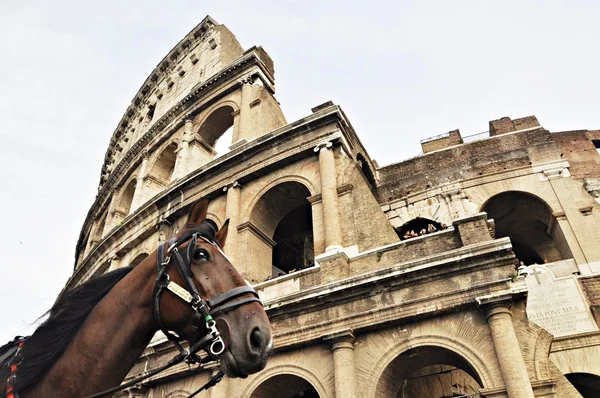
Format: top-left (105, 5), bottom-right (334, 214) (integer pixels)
top-left (215, 219), bottom-right (229, 248)
top-left (186, 199), bottom-right (209, 227)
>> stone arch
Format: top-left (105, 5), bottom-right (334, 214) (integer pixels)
top-left (368, 335), bottom-right (495, 398)
top-left (197, 103), bottom-right (236, 154)
top-left (118, 177), bottom-right (137, 216)
top-left (148, 141), bottom-right (178, 184)
top-left (129, 252), bottom-right (149, 267)
top-left (164, 390), bottom-right (191, 398)
top-left (397, 217), bottom-right (444, 240)
top-left (243, 365), bottom-right (330, 398)
top-left (566, 373), bottom-right (600, 397)
top-left (244, 175), bottom-right (318, 221)
top-left (481, 190), bottom-right (571, 264)
top-left (241, 179), bottom-right (316, 282)
top-left (206, 212), bottom-right (224, 228)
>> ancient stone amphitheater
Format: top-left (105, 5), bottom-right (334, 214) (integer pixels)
top-left (70, 16), bottom-right (600, 398)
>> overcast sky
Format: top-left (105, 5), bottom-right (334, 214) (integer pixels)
top-left (1, 0), bottom-right (599, 343)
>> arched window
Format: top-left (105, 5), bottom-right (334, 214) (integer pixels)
top-left (250, 374), bottom-right (320, 398)
top-left (198, 106), bottom-right (234, 159)
top-left (249, 182), bottom-right (314, 279)
top-left (397, 217), bottom-right (445, 240)
top-left (566, 373), bottom-right (600, 397)
top-left (376, 345), bottom-right (483, 398)
top-left (118, 179), bottom-right (137, 216)
top-left (150, 142), bottom-right (178, 184)
top-left (482, 191), bottom-right (571, 265)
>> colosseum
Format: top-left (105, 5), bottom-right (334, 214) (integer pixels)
top-left (69, 16), bottom-right (600, 398)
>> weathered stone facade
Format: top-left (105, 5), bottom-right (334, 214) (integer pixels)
top-left (70, 16), bottom-right (600, 398)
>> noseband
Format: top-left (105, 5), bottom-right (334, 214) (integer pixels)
top-left (153, 231), bottom-right (262, 360)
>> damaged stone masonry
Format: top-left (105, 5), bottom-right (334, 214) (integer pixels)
top-left (68, 15), bottom-right (600, 398)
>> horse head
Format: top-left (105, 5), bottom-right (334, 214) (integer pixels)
top-left (155, 199), bottom-right (273, 378)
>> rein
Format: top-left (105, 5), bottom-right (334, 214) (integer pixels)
top-left (4, 231), bottom-right (263, 398)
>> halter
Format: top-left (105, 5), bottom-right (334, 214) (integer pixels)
top-left (152, 230), bottom-right (263, 361)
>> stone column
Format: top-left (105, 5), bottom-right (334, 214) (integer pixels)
top-left (324, 330), bottom-right (356, 398)
top-left (130, 150), bottom-right (150, 212)
top-left (172, 116), bottom-right (193, 180)
top-left (233, 75), bottom-right (254, 145)
top-left (478, 296), bottom-right (534, 398)
top-left (315, 142), bottom-right (343, 253)
top-left (223, 181), bottom-right (242, 263)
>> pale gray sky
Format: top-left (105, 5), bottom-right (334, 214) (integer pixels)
top-left (1, 0), bottom-right (599, 343)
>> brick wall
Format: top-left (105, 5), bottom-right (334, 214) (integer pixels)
top-left (489, 115), bottom-right (540, 136)
top-left (376, 127), bottom-right (557, 203)
top-left (421, 130), bottom-right (463, 153)
top-left (551, 130), bottom-right (600, 179)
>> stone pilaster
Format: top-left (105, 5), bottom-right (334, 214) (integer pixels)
top-left (224, 181), bottom-right (242, 263)
top-left (130, 150), bottom-right (150, 212)
top-left (315, 141), bottom-right (343, 253)
top-left (172, 116), bottom-right (193, 180)
top-left (324, 330), bottom-right (356, 398)
top-left (478, 295), bottom-right (534, 398)
top-left (105, 188), bottom-right (123, 234)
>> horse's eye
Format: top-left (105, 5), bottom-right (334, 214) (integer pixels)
top-left (193, 249), bottom-right (210, 262)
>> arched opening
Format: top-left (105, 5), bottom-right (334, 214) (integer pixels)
top-left (397, 217), bottom-right (445, 240)
top-left (481, 191), bottom-right (571, 265)
top-left (566, 373), bottom-right (600, 397)
top-left (376, 346), bottom-right (483, 398)
top-left (91, 210), bottom-right (108, 244)
top-left (150, 142), bottom-right (178, 184)
top-left (249, 182), bottom-right (314, 281)
top-left (249, 374), bottom-right (320, 398)
top-left (198, 106), bottom-right (234, 160)
top-left (118, 179), bottom-right (137, 216)
top-left (129, 253), bottom-right (149, 268)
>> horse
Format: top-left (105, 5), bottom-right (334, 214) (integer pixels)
top-left (0, 199), bottom-right (273, 397)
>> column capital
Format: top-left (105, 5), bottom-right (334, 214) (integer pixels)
top-left (182, 113), bottom-right (193, 123)
top-left (238, 74), bottom-right (254, 86)
top-left (476, 293), bottom-right (513, 320)
top-left (141, 149), bottom-right (150, 159)
top-left (314, 141), bottom-right (333, 152)
top-left (223, 181), bottom-right (242, 191)
top-left (323, 329), bottom-right (355, 350)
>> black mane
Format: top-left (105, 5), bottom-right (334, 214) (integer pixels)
top-left (3, 267), bottom-right (133, 395)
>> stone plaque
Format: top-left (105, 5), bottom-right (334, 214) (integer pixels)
top-left (524, 265), bottom-right (598, 337)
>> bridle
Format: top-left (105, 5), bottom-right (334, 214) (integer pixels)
top-left (153, 229), bottom-right (263, 360)
top-left (85, 230), bottom-right (263, 398)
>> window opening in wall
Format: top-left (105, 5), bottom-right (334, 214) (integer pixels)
top-left (119, 179), bottom-right (137, 217)
top-left (198, 106), bottom-right (234, 162)
top-left (272, 203), bottom-right (314, 276)
top-left (397, 217), bottom-right (446, 240)
top-left (482, 191), bottom-right (571, 266)
top-left (593, 140), bottom-right (600, 155)
top-left (146, 104), bottom-right (155, 121)
top-left (150, 142), bottom-right (178, 184)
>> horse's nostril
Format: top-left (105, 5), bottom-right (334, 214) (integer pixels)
top-left (249, 327), bottom-right (264, 353)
